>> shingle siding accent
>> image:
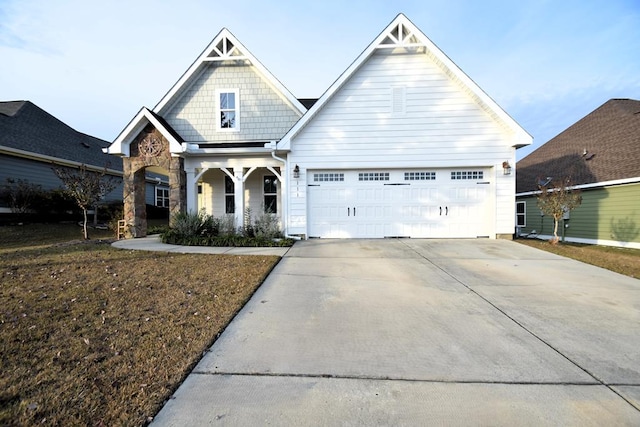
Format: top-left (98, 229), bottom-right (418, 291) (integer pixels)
top-left (164, 64), bottom-right (301, 142)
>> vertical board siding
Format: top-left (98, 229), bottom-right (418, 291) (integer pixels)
top-left (164, 64), bottom-right (301, 142)
top-left (287, 49), bottom-right (515, 236)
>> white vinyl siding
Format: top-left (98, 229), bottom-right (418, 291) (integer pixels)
top-left (286, 49), bottom-right (514, 237)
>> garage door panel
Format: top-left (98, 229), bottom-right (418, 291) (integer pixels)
top-left (308, 169), bottom-right (493, 238)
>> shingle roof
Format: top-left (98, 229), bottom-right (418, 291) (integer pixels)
top-left (516, 99), bottom-right (640, 193)
top-left (0, 100), bottom-right (122, 171)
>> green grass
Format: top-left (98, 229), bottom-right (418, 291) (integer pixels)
top-left (0, 224), bottom-right (279, 426)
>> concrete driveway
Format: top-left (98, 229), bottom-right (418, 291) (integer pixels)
top-left (152, 239), bottom-right (640, 426)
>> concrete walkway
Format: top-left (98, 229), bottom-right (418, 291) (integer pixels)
top-left (145, 239), bottom-right (640, 426)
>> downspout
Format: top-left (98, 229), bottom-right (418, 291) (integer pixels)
top-left (269, 141), bottom-right (301, 240)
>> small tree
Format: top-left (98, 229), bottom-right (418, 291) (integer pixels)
top-left (537, 177), bottom-right (582, 244)
top-left (53, 164), bottom-right (117, 239)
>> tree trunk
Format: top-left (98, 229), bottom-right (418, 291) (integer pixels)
top-left (551, 216), bottom-right (560, 245)
top-left (83, 208), bottom-right (89, 240)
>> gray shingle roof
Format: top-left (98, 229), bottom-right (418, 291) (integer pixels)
top-left (516, 99), bottom-right (640, 193)
top-left (0, 100), bottom-right (122, 171)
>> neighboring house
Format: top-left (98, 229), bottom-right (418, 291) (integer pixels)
top-left (106, 14), bottom-right (532, 238)
top-left (0, 101), bottom-right (168, 213)
top-left (516, 99), bottom-right (640, 248)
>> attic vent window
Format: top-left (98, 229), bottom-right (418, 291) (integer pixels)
top-left (391, 86), bottom-right (406, 114)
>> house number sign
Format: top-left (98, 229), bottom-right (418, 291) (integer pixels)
top-left (138, 136), bottom-right (163, 157)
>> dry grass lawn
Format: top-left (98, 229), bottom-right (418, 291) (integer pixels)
top-left (516, 238), bottom-right (640, 279)
top-left (0, 224), bottom-right (280, 426)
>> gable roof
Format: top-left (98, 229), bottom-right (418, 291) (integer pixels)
top-left (0, 100), bottom-right (121, 172)
top-left (278, 13), bottom-right (532, 150)
top-left (107, 28), bottom-right (307, 156)
top-left (516, 99), bottom-right (640, 193)
top-left (153, 28), bottom-right (306, 116)
top-left (105, 107), bottom-right (185, 156)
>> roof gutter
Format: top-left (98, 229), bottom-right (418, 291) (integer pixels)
top-left (516, 176), bottom-right (640, 197)
top-left (0, 145), bottom-right (123, 176)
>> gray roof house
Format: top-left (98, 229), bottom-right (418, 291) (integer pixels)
top-left (0, 101), bottom-right (126, 214)
top-left (515, 98), bottom-right (640, 248)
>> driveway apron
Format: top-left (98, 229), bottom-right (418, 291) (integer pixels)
top-left (152, 239), bottom-right (640, 426)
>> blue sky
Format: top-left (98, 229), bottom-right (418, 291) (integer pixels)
top-left (1, 0), bottom-right (639, 159)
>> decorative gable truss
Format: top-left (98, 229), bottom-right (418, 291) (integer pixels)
top-left (205, 36), bottom-right (246, 61)
top-left (379, 21), bottom-right (424, 49)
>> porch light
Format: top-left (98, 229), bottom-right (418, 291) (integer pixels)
top-left (293, 164), bottom-right (300, 179)
top-left (502, 161), bottom-right (512, 175)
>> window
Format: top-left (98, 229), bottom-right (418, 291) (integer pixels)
top-left (313, 173), bottom-right (344, 182)
top-left (225, 175), bottom-right (235, 214)
top-left (216, 89), bottom-right (238, 130)
top-left (451, 170), bottom-right (484, 180)
top-left (263, 175), bottom-right (277, 213)
top-left (359, 172), bottom-right (390, 181)
top-left (405, 171), bottom-right (436, 181)
top-left (155, 186), bottom-right (169, 208)
top-left (516, 201), bottom-right (526, 227)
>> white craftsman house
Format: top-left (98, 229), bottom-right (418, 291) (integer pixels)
top-left (106, 14), bottom-right (531, 239)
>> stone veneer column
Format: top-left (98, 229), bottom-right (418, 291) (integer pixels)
top-left (169, 157), bottom-right (186, 226)
top-left (123, 160), bottom-right (147, 238)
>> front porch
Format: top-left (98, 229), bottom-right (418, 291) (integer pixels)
top-left (186, 158), bottom-right (286, 232)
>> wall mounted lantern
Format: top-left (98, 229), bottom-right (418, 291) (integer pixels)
top-left (293, 164), bottom-right (300, 179)
top-left (502, 161), bottom-right (512, 175)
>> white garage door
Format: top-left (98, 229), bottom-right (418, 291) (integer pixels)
top-left (308, 169), bottom-right (493, 238)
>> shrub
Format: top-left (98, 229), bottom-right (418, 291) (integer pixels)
top-left (162, 210), bottom-right (291, 247)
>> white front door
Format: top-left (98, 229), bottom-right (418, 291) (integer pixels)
top-left (307, 169), bottom-right (493, 238)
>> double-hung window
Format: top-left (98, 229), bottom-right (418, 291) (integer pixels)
top-left (155, 186), bottom-right (169, 208)
top-left (216, 89), bottom-right (239, 131)
top-left (225, 175), bottom-right (235, 214)
top-left (516, 201), bottom-right (526, 227)
top-left (263, 175), bottom-right (277, 213)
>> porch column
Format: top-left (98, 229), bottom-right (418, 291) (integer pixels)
top-left (233, 168), bottom-right (245, 230)
top-left (168, 156), bottom-right (186, 227)
top-left (185, 168), bottom-right (197, 213)
top-left (123, 161), bottom-right (147, 238)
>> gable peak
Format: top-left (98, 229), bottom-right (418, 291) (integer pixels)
top-left (379, 14), bottom-right (424, 49)
top-left (205, 29), bottom-right (246, 61)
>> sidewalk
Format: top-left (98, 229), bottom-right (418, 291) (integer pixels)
top-left (111, 235), bottom-right (291, 257)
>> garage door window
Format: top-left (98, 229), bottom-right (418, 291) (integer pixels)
top-left (451, 171), bottom-right (483, 180)
top-left (405, 172), bottom-right (436, 181)
top-left (359, 172), bottom-right (389, 181)
top-left (313, 173), bottom-right (344, 182)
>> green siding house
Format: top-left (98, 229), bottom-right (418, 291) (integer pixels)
top-left (516, 99), bottom-right (640, 249)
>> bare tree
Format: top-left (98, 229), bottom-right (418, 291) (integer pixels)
top-left (53, 164), bottom-right (117, 239)
top-left (537, 177), bottom-right (582, 244)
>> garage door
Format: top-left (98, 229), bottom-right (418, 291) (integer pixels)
top-left (308, 169), bottom-right (493, 238)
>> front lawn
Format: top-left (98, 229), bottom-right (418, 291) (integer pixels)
top-left (0, 224), bottom-right (279, 426)
top-left (516, 238), bottom-right (640, 279)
